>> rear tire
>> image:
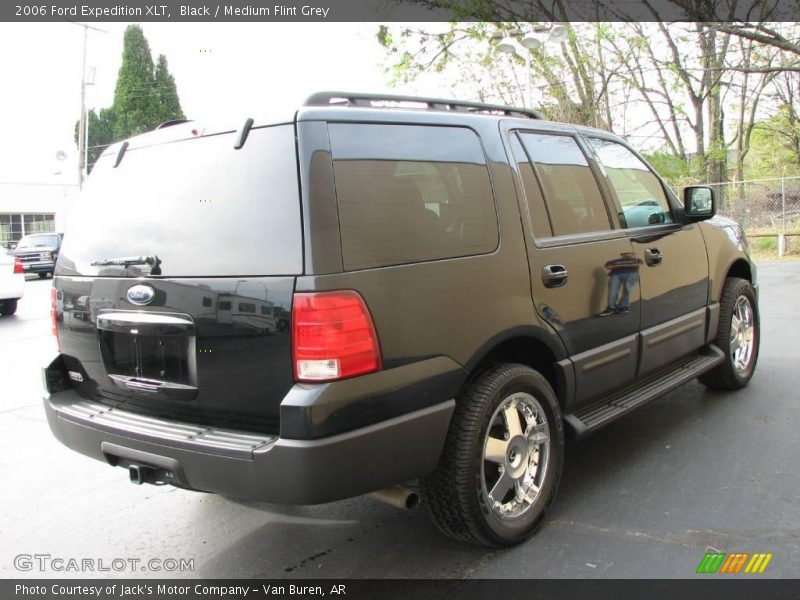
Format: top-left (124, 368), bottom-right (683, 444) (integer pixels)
top-left (699, 277), bottom-right (759, 390)
top-left (422, 363), bottom-right (564, 547)
top-left (0, 299), bottom-right (18, 316)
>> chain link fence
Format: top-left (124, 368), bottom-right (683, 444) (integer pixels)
top-left (692, 175), bottom-right (800, 257)
top-left (700, 176), bottom-right (800, 233)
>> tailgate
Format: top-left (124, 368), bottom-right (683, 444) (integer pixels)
top-left (52, 122), bottom-right (302, 434)
top-left (56, 276), bottom-right (294, 434)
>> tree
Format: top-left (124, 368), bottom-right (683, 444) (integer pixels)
top-left (378, 21), bottom-right (617, 128)
top-left (76, 25), bottom-right (185, 171)
top-left (154, 54), bottom-right (185, 124)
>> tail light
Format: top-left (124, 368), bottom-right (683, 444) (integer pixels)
top-left (292, 290), bottom-right (382, 382)
top-left (50, 287), bottom-right (60, 349)
top-left (13, 257), bottom-right (23, 274)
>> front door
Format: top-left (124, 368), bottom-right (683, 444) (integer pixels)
top-left (584, 136), bottom-right (709, 375)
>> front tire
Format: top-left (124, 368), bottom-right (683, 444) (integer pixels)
top-left (699, 277), bottom-right (759, 390)
top-left (422, 364), bottom-right (564, 547)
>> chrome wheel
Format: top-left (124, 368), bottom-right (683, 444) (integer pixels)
top-left (730, 295), bottom-right (755, 374)
top-left (481, 392), bottom-right (550, 519)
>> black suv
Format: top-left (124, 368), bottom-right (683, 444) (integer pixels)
top-left (10, 232), bottom-right (63, 278)
top-left (43, 93), bottom-right (759, 547)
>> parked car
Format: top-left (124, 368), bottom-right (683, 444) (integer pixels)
top-left (42, 92), bottom-right (759, 547)
top-left (9, 232), bottom-right (63, 278)
top-left (0, 250), bottom-right (24, 316)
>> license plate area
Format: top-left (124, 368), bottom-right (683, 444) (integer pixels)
top-left (97, 311), bottom-right (198, 400)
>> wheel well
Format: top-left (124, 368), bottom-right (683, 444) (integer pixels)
top-left (470, 337), bottom-right (562, 404)
top-left (727, 259), bottom-right (752, 283)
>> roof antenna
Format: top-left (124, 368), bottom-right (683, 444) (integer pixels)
top-left (234, 118), bottom-right (255, 150)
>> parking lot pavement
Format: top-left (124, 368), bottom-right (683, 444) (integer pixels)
top-left (1, 264), bottom-right (798, 579)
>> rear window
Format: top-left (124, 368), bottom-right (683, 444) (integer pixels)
top-left (328, 123), bottom-right (498, 271)
top-left (57, 124), bottom-right (302, 278)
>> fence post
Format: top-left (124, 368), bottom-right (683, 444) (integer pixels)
top-left (782, 169), bottom-right (786, 235)
top-left (779, 234), bottom-right (786, 258)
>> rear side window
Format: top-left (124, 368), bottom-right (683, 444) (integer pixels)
top-left (518, 133), bottom-right (611, 236)
top-left (509, 133), bottom-right (553, 238)
top-left (328, 123), bottom-right (498, 271)
top-left (588, 138), bottom-right (674, 228)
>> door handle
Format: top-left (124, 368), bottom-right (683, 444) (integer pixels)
top-left (542, 264), bottom-right (569, 288)
top-left (644, 248), bottom-right (662, 266)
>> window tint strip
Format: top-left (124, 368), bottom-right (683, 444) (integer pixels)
top-left (328, 123), bottom-right (487, 164)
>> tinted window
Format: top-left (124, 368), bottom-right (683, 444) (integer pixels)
top-left (589, 138), bottom-right (674, 228)
top-left (238, 303), bottom-right (256, 313)
top-left (518, 133), bottom-right (611, 236)
top-left (57, 124), bottom-right (301, 277)
top-left (328, 124), bottom-right (498, 270)
top-left (509, 134), bottom-right (552, 238)
top-left (18, 234), bottom-right (59, 248)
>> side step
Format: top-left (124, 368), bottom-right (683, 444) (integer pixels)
top-left (564, 345), bottom-right (725, 438)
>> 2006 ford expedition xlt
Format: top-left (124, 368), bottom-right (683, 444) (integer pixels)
top-left (42, 92), bottom-right (759, 547)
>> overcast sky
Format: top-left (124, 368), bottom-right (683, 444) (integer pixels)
top-left (0, 22), bottom-right (453, 185)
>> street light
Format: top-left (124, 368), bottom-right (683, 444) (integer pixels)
top-left (496, 37), bottom-right (519, 55)
top-left (493, 25), bottom-right (568, 109)
top-left (548, 24), bottom-right (569, 44)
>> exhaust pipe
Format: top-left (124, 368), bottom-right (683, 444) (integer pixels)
top-left (368, 485), bottom-right (420, 511)
top-left (129, 464), bottom-right (157, 485)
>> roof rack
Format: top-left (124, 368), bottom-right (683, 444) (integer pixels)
top-left (303, 91), bottom-right (546, 120)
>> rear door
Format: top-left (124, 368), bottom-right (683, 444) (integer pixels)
top-left (506, 126), bottom-right (640, 405)
top-left (54, 123), bottom-right (302, 434)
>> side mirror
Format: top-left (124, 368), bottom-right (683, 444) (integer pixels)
top-left (684, 186), bottom-right (715, 221)
top-left (9, 243), bottom-right (17, 250)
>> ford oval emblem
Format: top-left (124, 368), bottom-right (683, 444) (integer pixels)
top-left (127, 284), bottom-right (155, 306)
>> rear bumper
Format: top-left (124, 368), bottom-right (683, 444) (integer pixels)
top-left (44, 388), bottom-right (454, 504)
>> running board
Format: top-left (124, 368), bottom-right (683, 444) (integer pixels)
top-left (564, 345), bottom-right (725, 438)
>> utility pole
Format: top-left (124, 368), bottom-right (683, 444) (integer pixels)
top-left (70, 22), bottom-right (106, 190)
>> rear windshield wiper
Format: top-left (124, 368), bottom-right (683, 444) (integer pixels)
top-left (90, 255), bottom-right (161, 275)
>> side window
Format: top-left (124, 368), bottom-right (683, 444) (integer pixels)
top-left (588, 138), bottom-right (674, 228)
top-left (509, 133), bottom-right (553, 238)
top-left (328, 123), bottom-right (498, 271)
top-left (518, 133), bottom-right (611, 236)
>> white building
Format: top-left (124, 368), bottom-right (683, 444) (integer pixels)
top-left (0, 182), bottom-right (78, 248)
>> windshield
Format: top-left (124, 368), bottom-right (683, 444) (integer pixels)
top-left (57, 123), bottom-right (303, 278)
top-left (18, 234), bottom-right (59, 248)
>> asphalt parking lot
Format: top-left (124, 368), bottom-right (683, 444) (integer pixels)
top-left (1, 263), bottom-right (798, 579)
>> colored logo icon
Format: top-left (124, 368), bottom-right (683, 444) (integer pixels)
top-left (696, 552), bottom-right (773, 574)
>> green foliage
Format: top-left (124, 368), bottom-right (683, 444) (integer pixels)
top-left (153, 54), bottom-right (185, 124)
top-left (752, 236), bottom-right (777, 252)
top-left (746, 116), bottom-right (800, 179)
top-left (642, 151), bottom-right (704, 188)
top-left (75, 25), bottom-right (185, 171)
